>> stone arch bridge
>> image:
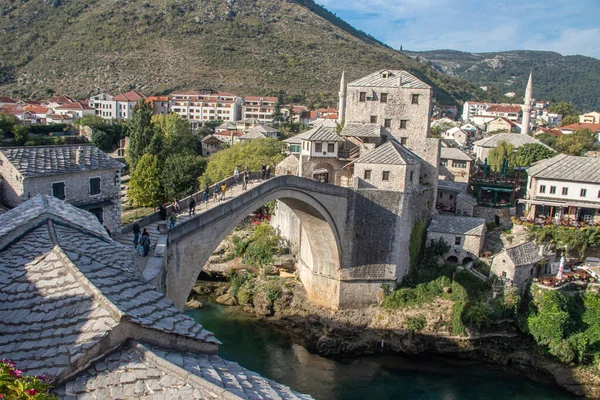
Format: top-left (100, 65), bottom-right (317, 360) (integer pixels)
top-left (165, 175), bottom-right (434, 310)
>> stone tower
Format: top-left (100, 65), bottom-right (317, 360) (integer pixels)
top-left (521, 71), bottom-right (533, 134)
top-left (338, 71), bottom-right (346, 124)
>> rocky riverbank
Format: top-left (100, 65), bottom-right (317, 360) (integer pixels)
top-left (189, 276), bottom-right (600, 398)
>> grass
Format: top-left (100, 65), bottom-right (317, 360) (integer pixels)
top-left (121, 206), bottom-right (154, 225)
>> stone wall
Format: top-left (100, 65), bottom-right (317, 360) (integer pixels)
top-left (0, 152), bottom-right (24, 208)
top-left (298, 155), bottom-right (346, 184)
top-left (275, 155), bottom-right (299, 177)
top-left (426, 231), bottom-right (484, 264)
top-left (474, 206), bottom-right (513, 227)
top-left (353, 162), bottom-right (417, 192)
top-left (490, 252), bottom-right (536, 295)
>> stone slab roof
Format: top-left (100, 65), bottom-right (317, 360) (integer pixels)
top-left (239, 125), bottom-right (278, 140)
top-left (354, 140), bottom-right (420, 165)
top-left (473, 133), bottom-right (545, 149)
top-left (440, 148), bottom-right (472, 161)
top-left (428, 215), bottom-right (486, 236)
top-left (348, 70), bottom-right (430, 89)
top-left (0, 195), bottom-right (218, 381)
top-left (340, 122), bottom-right (382, 138)
top-left (527, 154), bottom-right (600, 184)
top-left (504, 241), bottom-right (543, 267)
top-left (285, 126), bottom-right (341, 143)
top-left (437, 180), bottom-right (468, 193)
top-left (55, 341), bottom-right (312, 399)
top-left (0, 145), bottom-right (124, 178)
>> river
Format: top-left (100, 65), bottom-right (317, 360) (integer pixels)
top-left (186, 302), bottom-right (575, 400)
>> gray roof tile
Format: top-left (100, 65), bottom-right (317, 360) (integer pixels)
top-left (428, 215), bottom-right (486, 235)
top-left (340, 122), bottom-right (382, 138)
top-left (354, 140), bottom-right (420, 165)
top-left (348, 70), bottom-right (430, 89)
top-left (527, 154), bottom-right (600, 184)
top-left (440, 148), bottom-right (472, 161)
top-left (504, 241), bottom-right (543, 267)
top-left (1, 145), bottom-right (124, 178)
top-left (473, 133), bottom-right (548, 149)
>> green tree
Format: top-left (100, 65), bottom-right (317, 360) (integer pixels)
top-left (527, 290), bottom-right (571, 346)
top-left (75, 114), bottom-right (104, 128)
top-left (514, 143), bottom-right (555, 167)
top-left (487, 140), bottom-right (514, 172)
top-left (561, 115), bottom-right (579, 126)
top-left (555, 129), bottom-right (598, 155)
top-left (200, 138), bottom-right (286, 184)
top-left (12, 125), bottom-right (29, 145)
top-left (548, 101), bottom-right (580, 120)
top-left (272, 101), bottom-right (284, 125)
top-left (126, 100), bottom-right (154, 170)
top-left (161, 154), bottom-right (206, 200)
top-left (203, 119), bottom-right (223, 134)
top-left (430, 121), bottom-right (455, 138)
top-left (153, 114), bottom-right (202, 157)
top-left (0, 113), bottom-right (18, 138)
top-left (128, 154), bottom-right (162, 206)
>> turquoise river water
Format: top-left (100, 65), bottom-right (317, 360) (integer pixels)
top-left (186, 302), bottom-right (577, 400)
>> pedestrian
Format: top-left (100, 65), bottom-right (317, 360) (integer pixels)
top-left (159, 202), bottom-right (167, 221)
top-left (169, 212), bottom-right (177, 229)
top-left (220, 182), bottom-right (227, 201)
top-left (266, 164), bottom-right (271, 179)
top-left (234, 166), bottom-right (240, 183)
top-left (132, 222), bottom-right (141, 247)
top-left (172, 199), bottom-right (180, 214)
top-left (261, 164), bottom-right (266, 180)
top-left (189, 197), bottom-right (196, 216)
top-left (242, 171), bottom-right (248, 191)
top-left (140, 229), bottom-right (151, 257)
top-left (245, 165), bottom-right (250, 176)
top-left (213, 184), bottom-right (220, 202)
top-left (201, 183), bottom-right (210, 203)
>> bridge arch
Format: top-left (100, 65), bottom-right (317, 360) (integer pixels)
top-left (166, 176), bottom-right (349, 309)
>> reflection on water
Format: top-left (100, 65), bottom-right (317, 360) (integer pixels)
top-left (186, 302), bottom-right (574, 400)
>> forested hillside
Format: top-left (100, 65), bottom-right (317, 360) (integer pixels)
top-left (406, 50), bottom-right (600, 111)
top-left (0, 0), bottom-right (486, 107)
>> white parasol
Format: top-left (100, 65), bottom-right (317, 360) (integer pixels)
top-left (557, 256), bottom-right (565, 281)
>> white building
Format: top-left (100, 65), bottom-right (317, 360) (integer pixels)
top-left (89, 90), bottom-right (147, 120)
top-left (242, 96), bottom-right (277, 123)
top-left (524, 154), bottom-right (600, 223)
top-left (170, 91), bottom-right (242, 131)
top-left (462, 101), bottom-right (490, 122)
top-left (53, 102), bottom-right (96, 119)
top-left (580, 112), bottom-right (600, 124)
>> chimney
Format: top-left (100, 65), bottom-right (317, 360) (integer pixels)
top-left (397, 76), bottom-right (402, 88)
top-left (75, 146), bottom-right (84, 166)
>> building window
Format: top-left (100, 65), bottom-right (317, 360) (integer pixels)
top-left (382, 171), bottom-right (390, 181)
top-left (411, 94), bottom-right (420, 104)
top-left (562, 187), bottom-right (568, 196)
top-left (327, 143), bottom-right (335, 153)
top-left (359, 92), bottom-right (366, 102)
top-left (581, 188), bottom-right (587, 197)
top-left (455, 236), bottom-right (461, 246)
top-left (539, 185), bottom-right (546, 194)
top-left (89, 177), bottom-right (101, 196)
top-left (380, 93), bottom-right (388, 103)
top-left (315, 142), bottom-right (322, 152)
top-left (384, 119), bottom-right (392, 128)
top-left (52, 182), bottom-right (66, 200)
top-left (550, 186), bottom-right (556, 194)
top-left (410, 171), bottom-right (414, 182)
top-left (400, 120), bottom-right (408, 129)
top-left (440, 159), bottom-right (448, 167)
top-left (598, 190), bottom-right (600, 198)
top-left (452, 160), bottom-right (467, 168)
top-left (370, 115), bottom-right (377, 123)
top-left (364, 170), bottom-right (371, 180)
top-left (439, 192), bottom-right (444, 199)
top-left (289, 144), bottom-right (301, 153)
top-left (400, 138), bottom-right (408, 145)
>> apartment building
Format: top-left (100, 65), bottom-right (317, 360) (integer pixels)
top-left (89, 90), bottom-right (147, 120)
top-left (242, 96), bottom-right (277, 123)
top-left (170, 91), bottom-right (242, 131)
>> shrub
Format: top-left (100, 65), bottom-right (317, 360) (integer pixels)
top-left (0, 359), bottom-right (57, 399)
top-left (451, 301), bottom-right (467, 336)
top-left (549, 339), bottom-right (576, 364)
top-left (228, 271), bottom-right (254, 298)
top-left (463, 301), bottom-right (491, 330)
top-left (405, 316), bottom-right (427, 332)
top-left (263, 282), bottom-right (282, 303)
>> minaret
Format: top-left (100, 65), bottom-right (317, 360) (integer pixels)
top-left (521, 71), bottom-right (533, 134)
top-left (337, 71), bottom-right (346, 125)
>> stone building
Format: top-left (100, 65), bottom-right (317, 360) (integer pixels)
top-left (0, 145), bottom-right (123, 233)
top-left (0, 195), bottom-right (310, 399)
top-left (237, 124), bottom-right (279, 141)
top-left (426, 215), bottom-right (486, 264)
top-left (490, 241), bottom-right (545, 294)
top-left (439, 147), bottom-right (472, 182)
top-left (473, 133), bottom-right (547, 163)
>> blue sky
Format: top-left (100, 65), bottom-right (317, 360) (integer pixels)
top-left (318, 0), bottom-right (600, 59)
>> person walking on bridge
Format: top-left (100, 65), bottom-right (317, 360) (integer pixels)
top-left (213, 184), bottom-right (220, 202)
top-left (169, 212), bottom-right (177, 229)
top-left (172, 199), bottom-right (180, 214)
top-left (234, 166), bottom-right (240, 184)
top-left (189, 197), bottom-right (196, 216)
top-left (242, 171), bottom-right (248, 191)
top-left (266, 165), bottom-right (271, 180)
top-left (201, 183), bottom-right (210, 204)
top-left (220, 182), bottom-right (227, 201)
top-left (140, 229), bottom-right (151, 257)
top-left (132, 222), bottom-right (141, 248)
top-left (261, 164), bottom-right (266, 180)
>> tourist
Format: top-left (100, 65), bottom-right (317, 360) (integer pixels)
top-left (201, 183), bottom-right (210, 203)
top-left (266, 165), bottom-right (271, 179)
top-left (213, 184), bottom-right (220, 202)
top-left (140, 229), bottom-right (151, 257)
top-left (234, 166), bottom-right (240, 183)
top-left (159, 202), bottom-right (167, 221)
top-left (220, 182), bottom-right (227, 201)
top-left (169, 212), bottom-right (177, 229)
top-left (245, 165), bottom-right (250, 176)
top-left (262, 164), bottom-right (266, 180)
top-left (132, 222), bottom-right (141, 247)
top-left (242, 172), bottom-right (248, 191)
top-left (172, 199), bottom-right (180, 214)
top-left (189, 197), bottom-right (196, 216)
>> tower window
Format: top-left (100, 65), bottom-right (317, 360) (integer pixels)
top-left (380, 93), bottom-right (388, 103)
top-left (384, 119), bottom-right (392, 128)
top-left (370, 115), bottom-right (377, 123)
top-left (364, 170), bottom-right (372, 180)
top-left (382, 171), bottom-right (390, 181)
top-left (411, 94), bottom-right (420, 104)
top-left (359, 92), bottom-right (366, 102)
top-left (400, 120), bottom-right (408, 129)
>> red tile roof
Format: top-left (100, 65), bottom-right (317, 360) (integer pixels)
top-left (561, 123), bottom-right (600, 132)
top-left (46, 95), bottom-right (76, 104)
top-left (55, 102), bottom-right (94, 110)
top-left (146, 96), bottom-right (169, 102)
top-left (486, 104), bottom-right (522, 113)
top-left (318, 107), bottom-right (338, 114)
top-left (0, 96), bottom-right (18, 103)
top-left (46, 114), bottom-right (73, 120)
top-left (217, 92), bottom-right (238, 97)
top-left (214, 130), bottom-right (243, 137)
top-left (243, 96), bottom-right (277, 103)
top-left (23, 105), bottom-right (49, 114)
top-left (113, 90), bottom-right (147, 102)
top-left (534, 127), bottom-right (563, 137)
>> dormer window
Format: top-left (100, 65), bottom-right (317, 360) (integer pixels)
top-left (382, 71), bottom-right (392, 78)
